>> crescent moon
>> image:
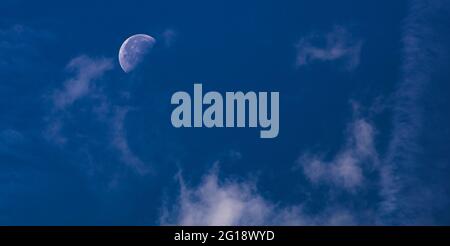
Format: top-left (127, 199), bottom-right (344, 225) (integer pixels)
top-left (118, 34), bottom-right (156, 73)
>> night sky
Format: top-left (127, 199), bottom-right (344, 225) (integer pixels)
top-left (1, 0), bottom-right (450, 225)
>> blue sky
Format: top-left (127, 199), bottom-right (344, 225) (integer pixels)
top-left (1, 0), bottom-right (450, 225)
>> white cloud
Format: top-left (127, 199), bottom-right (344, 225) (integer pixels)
top-left (44, 55), bottom-right (113, 145)
top-left (295, 26), bottom-right (362, 70)
top-left (298, 114), bottom-right (378, 190)
top-left (160, 165), bottom-right (357, 226)
top-left (159, 105), bottom-right (379, 225)
top-left (52, 55), bottom-right (113, 110)
top-left (161, 166), bottom-right (274, 226)
top-left (111, 107), bottom-right (150, 175)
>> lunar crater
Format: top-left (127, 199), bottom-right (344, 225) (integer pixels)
top-left (119, 34), bottom-right (155, 73)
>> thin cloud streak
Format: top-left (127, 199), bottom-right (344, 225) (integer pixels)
top-left (381, 0), bottom-right (450, 223)
top-left (44, 55), bottom-right (149, 176)
top-left (298, 115), bottom-right (379, 191)
top-left (52, 55), bottom-right (113, 110)
top-left (295, 26), bottom-right (362, 70)
top-left (111, 107), bottom-right (150, 175)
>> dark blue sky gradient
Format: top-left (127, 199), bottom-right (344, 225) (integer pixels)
top-left (1, 0), bottom-right (450, 225)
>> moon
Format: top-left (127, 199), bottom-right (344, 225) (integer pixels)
top-left (118, 34), bottom-right (156, 73)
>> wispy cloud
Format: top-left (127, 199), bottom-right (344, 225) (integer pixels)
top-left (43, 55), bottom-right (149, 177)
top-left (381, 0), bottom-right (450, 224)
top-left (160, 164), bottom-right (357, 226)
top-left (161, 166), bottom-right (275, 226)
top-left (295, 25), bottom-right (362, 70)
top-left (295, 0), bottom-right (450, 225)
top-left (44, 55), bottom-right (113, 145)
top-left (297, 105), bottom-right (379, 191)
top-left (111, 107), bottom-right (150, 175)
top-left (51, 55), bottom-right (113, 110)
